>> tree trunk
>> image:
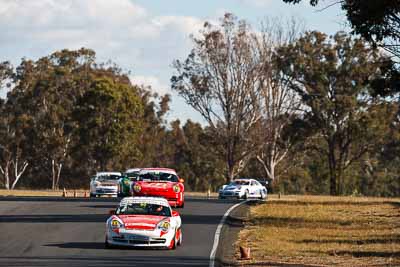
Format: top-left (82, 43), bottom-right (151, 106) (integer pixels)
top-left (337, 162), bottom-right (344, 195)
top-left (51, 160), bottom-right (63, 190)
top-left (10, 159), bottom-right (29, 190)
top-left (328, 142), bottom-right (337, 195)
top-left (11, 161), bottom-right (29, 190)
top-left (0, 161), bottom-right (11, 190)
top-left (226, 161), bottom-right (235, 184)
top-left (52, 160), bottom-right (56, 190)
top-left (256, 155), bottom-right (274, 180)
top-left (55, 163), bottom-right (62, 190)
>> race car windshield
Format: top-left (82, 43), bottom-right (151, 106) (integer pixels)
top-left (116, 203), bottom-right (171, 217)
top-left (230, 180), bottom-right (250, 186)
top-left (96, 175), bottom-right (122, 181)
top-left (138, 172), bottom-right (179, 182)
top-left (125, 172), bottom-right (140, 181)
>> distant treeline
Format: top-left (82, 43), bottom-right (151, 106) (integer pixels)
top-left (0, 48), bottom-right (227, 192)
top-left (1, 16), bottom-right (400, 196)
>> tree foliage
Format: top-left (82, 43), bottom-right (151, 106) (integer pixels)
top-left (73, 77), bottom-right (143, 171)
top-left (283, 0), bottom-right (400, 55)
top-left (276, 31), bottom-right (397, 195)
top-left (172, 14), bottom-right (264, 182)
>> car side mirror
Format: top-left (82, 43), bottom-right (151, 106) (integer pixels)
top-left (109, 210), bottom-right (116, 215)
top-left (172, 210), bottom-right (180, 217)
top-left (179, 178), bottom-right (184, 183)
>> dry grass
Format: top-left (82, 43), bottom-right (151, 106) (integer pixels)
top-left (237, 195), bottom-right (400, 266)
top-left (0, 189), bottom-right (89, 197)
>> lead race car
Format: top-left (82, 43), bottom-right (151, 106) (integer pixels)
top-left (131, 168), bottom-right (185, 208)
top-left (105, 197), bottom-right (182, 249)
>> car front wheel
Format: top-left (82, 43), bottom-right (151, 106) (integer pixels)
top-left (105, 237), bottom-right (113, 249)
top-left (177, 228), bottom-right (182, 246)
top-left (168, 232), bottom-right (177, 250)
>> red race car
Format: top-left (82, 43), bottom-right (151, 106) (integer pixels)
top-left (131, 168), bottom-right (185, 208)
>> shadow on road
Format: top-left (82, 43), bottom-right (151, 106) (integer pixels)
top-left (0, 214), bottom-right (109, 223)
top-left (0, 256), bottom-right (209, 266)
top-left (45, 242), bottom-right (176, 251)
top-left (0, 212), bottom-right (223, 225)
top-left (0, 196), bottom-right (120, 203)
top-left (45, 242), bottom-right (105, 250)
top-left (79, 205), bottom-right (119, 209)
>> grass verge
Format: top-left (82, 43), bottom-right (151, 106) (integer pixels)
top-left (237, 195), bottom-right (400, 266)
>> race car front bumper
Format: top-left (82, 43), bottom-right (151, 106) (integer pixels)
top-left (92, 186), bottom-right (118, 196)
top-left (219, 190), bottom-right (243, 198)
top-left (106, 228), bottom-right (174, 247)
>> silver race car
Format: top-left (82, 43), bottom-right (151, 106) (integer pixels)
top-left (89, 172), bottom-right (122, 197)
top-left (218, 178), bottom-right (267, 200)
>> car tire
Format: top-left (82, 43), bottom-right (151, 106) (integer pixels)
top-left (105, 237), bottom-right (113, 249)
top-left (259, 190), bottom-right (265, 200)
top-left (168, 233), bottom-right (177, 250)
top-left (177, 228), bottom-right (182, 246)
top-left (243, 190), bottom-right (249, 200)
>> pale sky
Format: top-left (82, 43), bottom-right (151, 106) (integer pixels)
top-left (0, 0), bottom-right (348, 123)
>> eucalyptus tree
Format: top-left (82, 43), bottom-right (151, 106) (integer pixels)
top-left (73, 77), bottom-right (143, 171)
top-left (0, 61), bottom-right (30, 189)
top-left (277, 31), bottom-right (396, 195)
top-left (172, 13), bottom-right (263, 182)
top-left (12, 49), bottom-right (96, 189)
top-left (254, 18), bottom-right (303, 182)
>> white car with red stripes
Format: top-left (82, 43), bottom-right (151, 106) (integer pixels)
top-left (105, 197), bottom-right (182, 249)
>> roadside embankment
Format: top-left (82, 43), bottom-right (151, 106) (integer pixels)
top-left (234, 195), bottom-right (400, 266)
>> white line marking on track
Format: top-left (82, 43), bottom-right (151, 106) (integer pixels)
top-left (209, 200), bottom-right (249, 267)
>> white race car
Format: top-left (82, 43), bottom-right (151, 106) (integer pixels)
top-left (105, 197), bottom-right (182, 249)
top-left (218, 178), bottom-right (267, 200)
top-left (89, 172), bottom-right (122, 197)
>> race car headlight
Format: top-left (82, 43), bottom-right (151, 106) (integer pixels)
top-left (111, 219), bottom-right (123, 228)
top-left (157, 220), bottom-right (170, 232)
top-left (173, 184), bottom-right (180, 193)
top-left (133, 184), bottom-right (141, 192)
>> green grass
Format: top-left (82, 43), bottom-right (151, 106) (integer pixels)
top-left (237, 195), bottom-right (400, 266)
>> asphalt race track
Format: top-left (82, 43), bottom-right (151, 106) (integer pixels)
top-left (0, 197), bottom-right (241, 267)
